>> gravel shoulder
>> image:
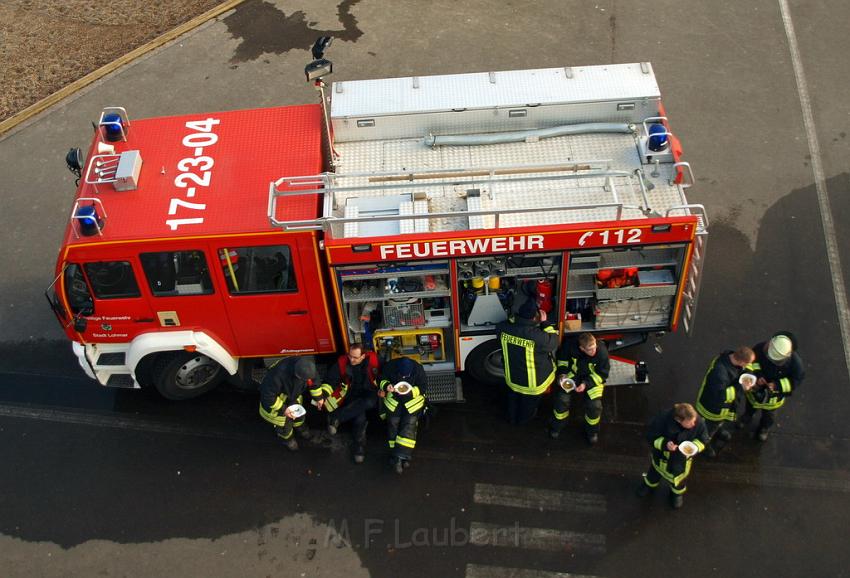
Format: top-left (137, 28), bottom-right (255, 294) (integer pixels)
top-left (0, 0), bottom-right (224, 121)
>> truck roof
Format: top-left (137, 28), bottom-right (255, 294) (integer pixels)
top-left (268, 63), bottom-right (705, 244)
top-left (64, 104), bottom-right (323, 247)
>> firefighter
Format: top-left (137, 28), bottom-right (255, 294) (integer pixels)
top-left (314, 342), bottom-right (381, 464)
top-left (259, 356), bottom-right (319, 451)
top-left (496, 299), bottom-right (560, 425)
top-left (695, 346), bottom-right (756, 457)
top-left (636, 402), bottom-right (710, 509)
top-left (379, 356), bottom-right (427, 474)
top-left (737, 332), bottom-right (805, 441)
top-left (548, 332), bottom-right (610, 445)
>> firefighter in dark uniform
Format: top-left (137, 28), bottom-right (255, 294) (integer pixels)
top-left (695, 346), bottom-right (756, 457)
top-left (738, 331), bottom-right (805, 441)
top-left (313, 342), bottom-right (380, 464)
top-left (549, 332), bottom-right (610, 445)
top-left (259, 356), bottom-right (319, 451)
top-left (379, 356), bottom-right (427, 474)
top-left (636, 402), bottom-right (710, 509)
top-left (496, 299), bottom-right (560, 425)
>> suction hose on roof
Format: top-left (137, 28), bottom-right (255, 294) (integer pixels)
top-left (423, 122), bottom-right (634, 147)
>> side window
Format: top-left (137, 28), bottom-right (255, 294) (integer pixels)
top-left (64, 264), bottom-right (94, 314)
top-left (218, 245), bottom-right (297, 294)
top-left (140, 250), bottom-right (214, 296)
top-left (84, 261), bottom-right (141, 299)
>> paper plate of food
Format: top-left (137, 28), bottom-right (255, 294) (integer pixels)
top-left (678, 440), bottom-right (699, 457)
top-left (286, 404), bottom-right (307, 419)
top-left (558, 375), bottom-right (576, 392)
top-left (739, 373), bottom-right (757, 389)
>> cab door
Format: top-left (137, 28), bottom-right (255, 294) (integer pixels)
top-left (65, 258), bottom-right (154, 343)
top-left (212, 238), bottom-right (322, 356)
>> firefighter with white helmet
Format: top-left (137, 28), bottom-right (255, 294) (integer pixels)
top-left (259, 357), bottom-right (320, 451)
top-left (737, 331), bottom-right (805, 441)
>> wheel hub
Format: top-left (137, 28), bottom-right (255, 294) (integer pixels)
top-left (175, 355), bottom-right (221, 390)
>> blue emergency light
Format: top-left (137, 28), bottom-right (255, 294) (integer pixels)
top-left (647, 123), bottom-right (669, 152)
top-left (76, 205), bottom-right (104, 236)
top-left (102, 113), bottom-right (124, 142)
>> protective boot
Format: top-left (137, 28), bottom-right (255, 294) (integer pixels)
top-left (296, 426), bottom-right (312, 441)
top-left (670, 493), bottom-right (684, 509)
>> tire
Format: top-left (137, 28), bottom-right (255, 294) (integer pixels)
top-left (152, 351), bottom-right (224, 400)
top-left (464, 339), bottom-right (505, 386)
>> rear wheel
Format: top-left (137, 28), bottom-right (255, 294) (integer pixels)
top-left (464, 339), bottom-right (505, 386)
top-left (153, 351), bottom-right (224, 400)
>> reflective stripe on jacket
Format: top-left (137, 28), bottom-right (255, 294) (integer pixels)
top-left (496, 317), bottom-right (559, 395)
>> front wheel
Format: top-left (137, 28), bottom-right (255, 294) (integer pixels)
top-left (153, 351), bottom-right (224, 400)
top-left (464, 339), bottom-right (505, 386)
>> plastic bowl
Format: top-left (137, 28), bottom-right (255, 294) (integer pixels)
top-left (679, 441), bottom-right (698, 457)
top-left (739, 373), bottom-right (757, 388)
top-left (393, 381), bottom-right (413, 395)
top-left (287, 404), bottom-right (306, 419)
top-left (559, 376), bottom-right (576, 392)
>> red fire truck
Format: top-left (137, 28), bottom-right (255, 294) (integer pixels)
top-left (48, 51), bottom-right (707, 401)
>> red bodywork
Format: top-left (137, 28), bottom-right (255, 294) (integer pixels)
top-left (56, 105), bottom-right (337, 358)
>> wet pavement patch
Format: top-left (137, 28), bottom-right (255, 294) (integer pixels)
top-left (224, 0), bottom-right (363, 63)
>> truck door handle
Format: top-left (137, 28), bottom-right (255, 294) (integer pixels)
top-left (135, 318), bottom-right (155, 323)
top-left (287, 310), bottom-right (308, 316)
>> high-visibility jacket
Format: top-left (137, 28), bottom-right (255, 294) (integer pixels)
top-left (696, 351), bottom-right (742, 422)
top-left (259, 357), bottom-right (318, 426)
top-left (745, 340), bottom-right (805, 410)
top-left (556, 339), bottom-right (610, 400)
top-left (496, 317), bottom-right (559, 395)
top-left (379, 357), bottom-right (427, 415)
top-left (646, 408), bottom-right (710, 486)
top-left (313, 351), bottom-right (380, 411)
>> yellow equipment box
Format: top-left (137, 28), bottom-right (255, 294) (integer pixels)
top-left (373, 327), bottom-right (446, 364)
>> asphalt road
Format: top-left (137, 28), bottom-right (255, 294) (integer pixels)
top-left (1, 0), bottom-right (850, 576)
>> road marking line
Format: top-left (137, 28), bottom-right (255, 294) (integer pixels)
top-left (466, 564), bottom-right (601, 578)
top-left (474, 483), bottom-right (606, 514)
top-left (469, 522), bottom-right (606, 555)
top-left (778, 0), bottom-right (850, 380)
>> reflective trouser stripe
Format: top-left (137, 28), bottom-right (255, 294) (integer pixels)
top-left (652, 457), bottom-right (692, 487)
top-left (585, 414), bottom-right (601, 425)
top-left (388, 440), bottom-right (396, 448)
top-left (643, 474), bottom-right (660, 488)
top-left (553, 409), bottom-right (569, 420)
top-left (260, 405), bottom-right (286, 426)
top-left (396, 436), bottom-right (416, 449)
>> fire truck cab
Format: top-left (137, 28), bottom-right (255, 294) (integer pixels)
top-left (49, 62), bottom-right (707, 401)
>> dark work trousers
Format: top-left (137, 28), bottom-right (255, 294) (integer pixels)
top-left (387, 412), bottom-right (420, 462)
top-left (506, 389), bottom-right (542, 425)
top-left (705, 419), bottom-right (732, 450)
top-left (273, 416), bottom-right (305, 441)
top-left (740, 402), bottom-right (776, 432)
top-left (643, 462), bottom-right (688, 495)
top-left (550, 389), bottom-right (603, 435)
top-left (333, 393), bottom-right (378, 442)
